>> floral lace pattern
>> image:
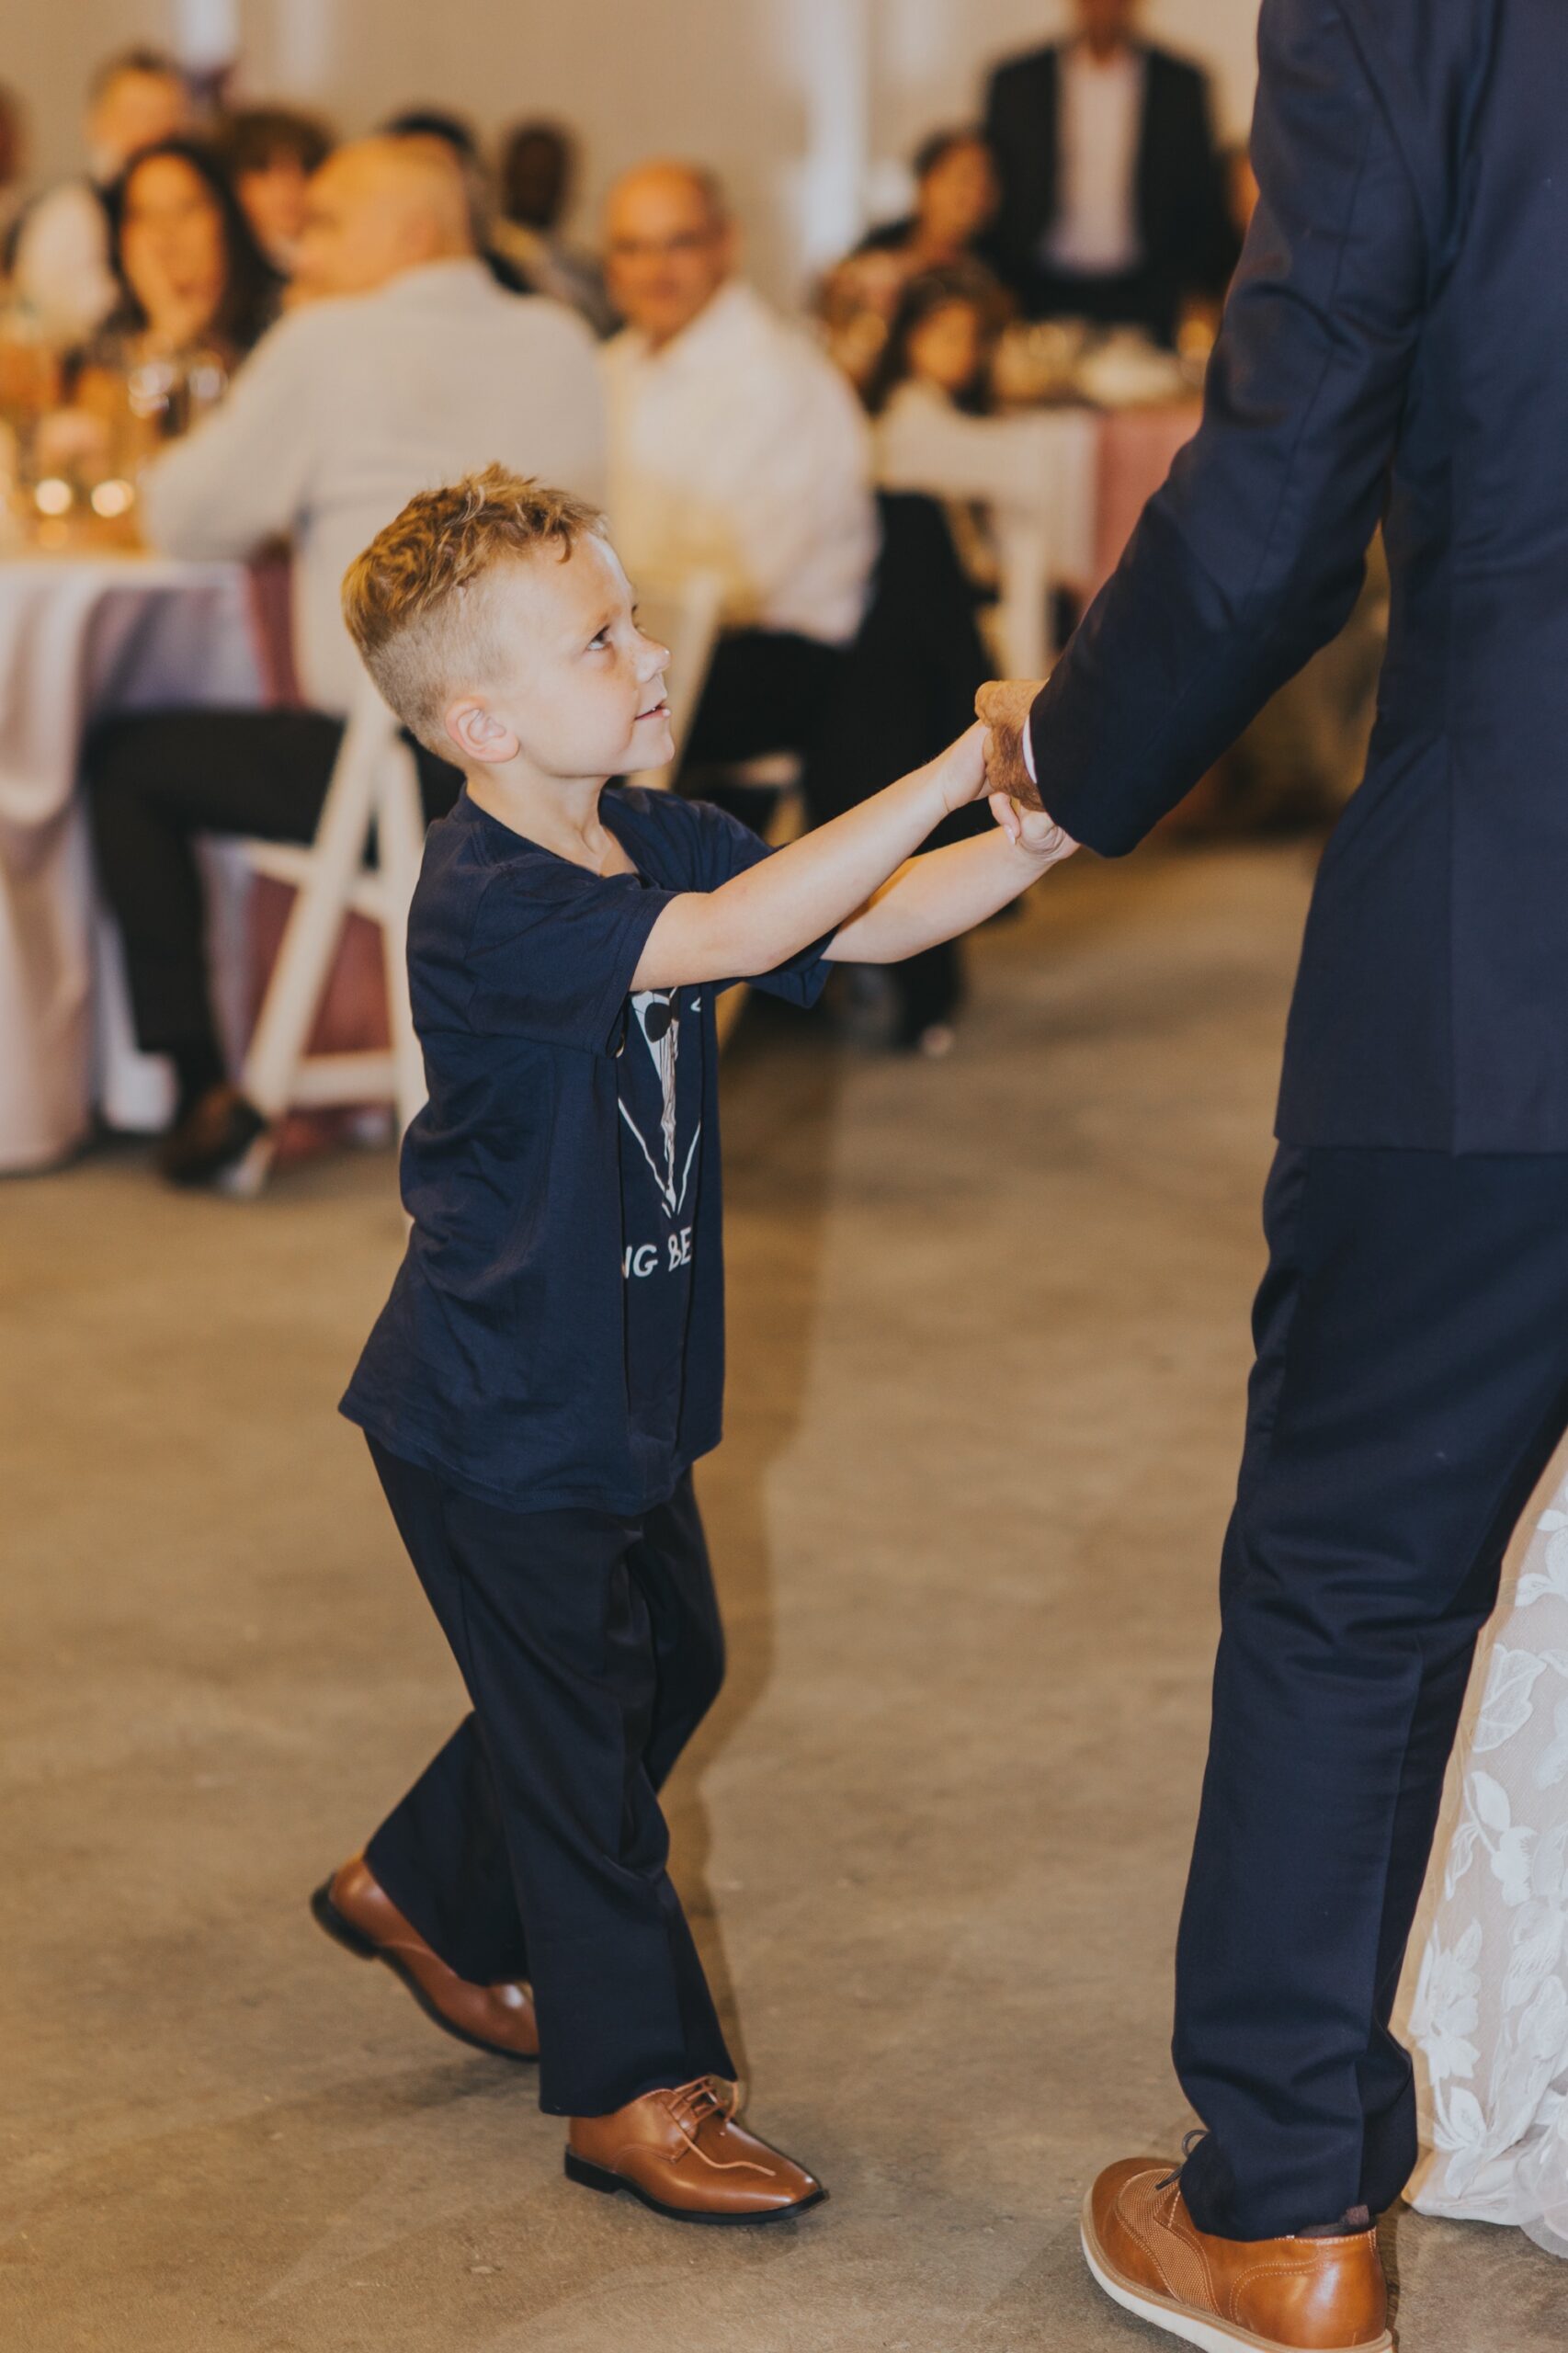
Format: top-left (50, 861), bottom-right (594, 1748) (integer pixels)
top-left (1410, 1484), bottom-right (1568, 2256)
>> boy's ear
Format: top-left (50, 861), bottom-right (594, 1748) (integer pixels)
top-left (445, 698), bottom-right (519, 766)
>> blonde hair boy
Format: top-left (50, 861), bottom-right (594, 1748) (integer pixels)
top-left (324, 465), bottom-right (1073, 2223)
top-left (342, 465), bottom-right (606, 755)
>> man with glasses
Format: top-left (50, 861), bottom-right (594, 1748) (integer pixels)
top-left (599, 162), bottom-right (877, 789)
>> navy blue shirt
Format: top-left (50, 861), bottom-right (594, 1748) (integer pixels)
top-left (340, 786), bottom-right (830, 1514)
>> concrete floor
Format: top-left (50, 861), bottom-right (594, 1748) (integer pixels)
top-left (4, 844), bottom-right (1564, 2353)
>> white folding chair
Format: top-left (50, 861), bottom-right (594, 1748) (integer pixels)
top-left (225, 673), bottom-right (426, 1197)
top-left (626, 570), bottom-right (724, 791)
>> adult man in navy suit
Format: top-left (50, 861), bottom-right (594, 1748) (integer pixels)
top-left (983, 0), bottom-right (1567, 2343)
top-left (983, 0), bottom-right (1236, 343)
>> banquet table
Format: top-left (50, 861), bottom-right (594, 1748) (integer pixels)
top-left (0, 551), bottom-right (264, 1172)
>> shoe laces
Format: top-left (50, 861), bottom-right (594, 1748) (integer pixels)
top-left (1157, 2128), bottom-right (1209, 2191)
top-left (662, 2078), bottom-right (769, 2176)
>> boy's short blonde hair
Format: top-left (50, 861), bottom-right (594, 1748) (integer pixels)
top-left (341, 464), bottom-right (606, 755)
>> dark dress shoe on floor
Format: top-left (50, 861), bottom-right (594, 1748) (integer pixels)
top-left (1081, 2158), bottom-right (1392, 2352)
top-left (566, 2078), bottom-right (824, 2224)
top-left (311, 1855), bottom-right (539, 2062)
top-left (156, 1085), bottom-right (268, 1187)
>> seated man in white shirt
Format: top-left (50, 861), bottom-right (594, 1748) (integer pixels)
top-left (599, 163), bottom-right (878, 791)
top-left (85, 135), bottom-right (606, 1185)
top-left (11, 48), bottom-right (190, 345)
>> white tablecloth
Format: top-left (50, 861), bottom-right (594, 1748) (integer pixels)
top-left (0, 553), bottom-right (263, 1172)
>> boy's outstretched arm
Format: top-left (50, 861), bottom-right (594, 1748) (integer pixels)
top-left (632, 723), bottom-right (994, 993)
top-left (823, 797), bottom-right (1076, 966)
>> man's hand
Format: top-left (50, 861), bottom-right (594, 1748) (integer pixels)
top-left (975, 679), bottom-right (1047, 811)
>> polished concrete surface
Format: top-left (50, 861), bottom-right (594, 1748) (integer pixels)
top-left (5, 844), bottom-right (1564, 2351)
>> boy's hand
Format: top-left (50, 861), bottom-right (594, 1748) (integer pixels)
top-left (990, 792), bottom-right (1077, 864)
top-left (929, 719), bottom-right (994, 814)
top-left (975, 680), bottom-right (1048, 811)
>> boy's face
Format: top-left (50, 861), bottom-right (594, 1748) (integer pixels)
top-left (445, 536), bottom-right (674, 781)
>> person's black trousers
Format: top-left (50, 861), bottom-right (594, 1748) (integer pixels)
top-left (681, 628), bottom-right (845, 777)
top-left (1176, 1145), bottom-right (1568, 2240)
top-left (84, 708), bottom-right (460, 1065)
top-left (361, 1440), bottom-right (736, 2117)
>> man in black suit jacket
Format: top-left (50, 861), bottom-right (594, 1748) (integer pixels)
top-left (983, 0), bottom-right (1236, 343)
top-left (980, 0), bottom-right (1566, 2343)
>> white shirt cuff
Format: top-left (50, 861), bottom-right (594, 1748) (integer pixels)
top-left (1022, 721), bottom-right (1038, 786)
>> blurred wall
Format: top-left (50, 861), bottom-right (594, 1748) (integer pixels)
top-left (6, 0), bottom-right (1261, 301)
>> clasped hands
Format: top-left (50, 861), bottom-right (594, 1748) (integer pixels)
top-left (955, 678), bottom-right (1075, 861)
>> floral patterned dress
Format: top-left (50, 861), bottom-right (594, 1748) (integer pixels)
top-left (1409, 1477), bottom-right (1568, 2256)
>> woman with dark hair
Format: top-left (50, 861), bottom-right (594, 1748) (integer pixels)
top-left (860, 129), bottom-right (1003, 278)
top-left (33, 139), bottom-right (282, 485)
top-left (819, 129), bottom-right (1005, 390)
top-left (493, 118), bottom-right (615, 332)
top-left (97, 137), bottom-right (281, 370)
top-left (863, 267), bottom-right (1001, 420)
top-left (212, 107), bottom-right (334, 275)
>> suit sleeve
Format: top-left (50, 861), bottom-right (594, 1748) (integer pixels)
top-left (1028, 0), bottom-right (1431, 856)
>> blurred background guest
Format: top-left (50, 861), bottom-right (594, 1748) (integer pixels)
top-left (381, 103), bottom-right (545, 303)
top-left (35, 138), bottom-right (282, 483)
top-left (983, 0), bottom-right (1235, 345)
top-left (819, 128), bottom-right (1004, 391)
top-left (10, 48), bottom-right (189, 344)
top-left (865, 270), bottom-right (1006, 603)
top-left (0, 81), bottom-right (29, 258)
top-left (601, 160), bottom-right (876, 786)
top-left (856, 129), bottom-right (1002, 286)
top-left (85, 134), bottom-right (606, 1187)
top-left (494, 119), bottom-right (616, 333)
top-left (89, 140), bottom-right (280, 375)
top-left (212, 106), bottom-right (335, 278)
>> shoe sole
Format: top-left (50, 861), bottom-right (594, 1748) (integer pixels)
top-left (563, 2147), bottom-right (827, 2226)
top-left (1079, 2191), bottom-right (1392, 2353)
top-left (309, 1881), bottom-right (539, 2065)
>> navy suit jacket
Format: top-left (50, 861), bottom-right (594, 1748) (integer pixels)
top-left (1029, 0), bottom-right (1568, 1154)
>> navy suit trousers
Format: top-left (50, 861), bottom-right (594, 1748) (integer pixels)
top-left (363, 1445), bottom-right (734, 2117)
top-left (1176, 1146), bottom-right (1568, 2237)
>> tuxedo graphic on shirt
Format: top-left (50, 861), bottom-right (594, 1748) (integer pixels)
top-left (618, 990), bottom-right (704, 1302)
top-left (619, 990), bottom-right (701, 1222)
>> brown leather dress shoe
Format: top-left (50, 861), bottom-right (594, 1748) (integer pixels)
top-left (565, 2078), bottom-right (825, 2224)
top-left (1081, 2158), bottom-right (1392, 2352)
top-left (311, 1856), bottom-right (539, 2062)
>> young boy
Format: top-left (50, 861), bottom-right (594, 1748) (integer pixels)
top-left (314, 464), bottom-right (1074, 2223)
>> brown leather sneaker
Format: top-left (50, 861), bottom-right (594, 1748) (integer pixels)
top-left (1081, 2158), bottom-right (1392, 2352)
top-left (311, 1856), bottom-right (539, 2063)
top-left (565, 2078), bottom-right (825, 2224)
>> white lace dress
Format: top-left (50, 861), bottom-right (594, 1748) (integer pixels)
top-left (1408, 1468), bottom-right (1568, 2256)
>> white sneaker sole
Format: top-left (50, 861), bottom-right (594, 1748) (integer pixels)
top-left (1079, 2193), bottom-right (1392, 2353)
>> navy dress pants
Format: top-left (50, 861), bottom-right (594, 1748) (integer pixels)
top-left (362, 1442), bottom-right (735, 2117)
top-left (1176, 1146), bottom-right (1568, 2239)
